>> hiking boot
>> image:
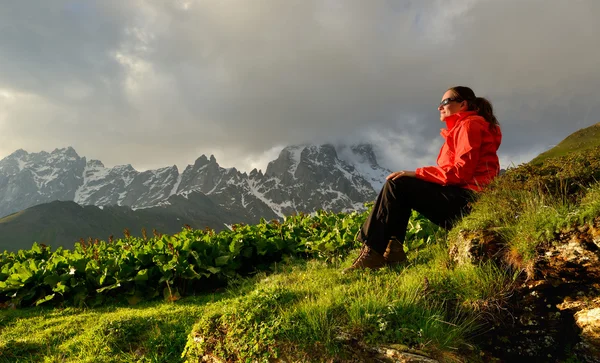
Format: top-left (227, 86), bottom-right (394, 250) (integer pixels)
top-left (383, 238), bottom-right (407, 266)
top-left (343, 246), bottom-right (386, 273)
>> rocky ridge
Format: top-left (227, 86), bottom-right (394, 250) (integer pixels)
top-left (0, 144), bottom-right (391, 223)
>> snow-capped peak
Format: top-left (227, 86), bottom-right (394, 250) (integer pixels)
top-left (0, 143), bottom-right (392, 222)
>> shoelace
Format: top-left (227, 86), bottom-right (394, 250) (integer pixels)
top-left (350, 245), bottom-right (367, 266)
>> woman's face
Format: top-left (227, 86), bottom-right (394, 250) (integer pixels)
top-left (438, 90), bottom-right (467, 122)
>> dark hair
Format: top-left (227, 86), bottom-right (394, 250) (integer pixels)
top-left (449, 86), bottom-right (500, 130)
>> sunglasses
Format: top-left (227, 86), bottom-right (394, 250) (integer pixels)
top-left (439, 97), bottom-right (463, 107)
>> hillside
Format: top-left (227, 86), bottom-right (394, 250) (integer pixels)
top-left (530, 121), bottom-right (600, 164)
top-left (2, 124), bottom-right (600, 362)
top-left (0, 192), bottom-right (238, 252)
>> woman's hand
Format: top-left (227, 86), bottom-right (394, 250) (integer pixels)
top-left (386, 170), bottom-right (416, 180)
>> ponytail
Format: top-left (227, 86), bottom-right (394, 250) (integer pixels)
top-left (474, 97), bottom-right (499, 129)
top-left (448, 86), bottom-right (500, 132)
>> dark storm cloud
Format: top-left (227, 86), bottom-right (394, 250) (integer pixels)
top-left (0, 0), bottom-right (598, 172)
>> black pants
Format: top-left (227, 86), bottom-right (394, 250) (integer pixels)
top-left (359, 177), bottom-right (476, 255)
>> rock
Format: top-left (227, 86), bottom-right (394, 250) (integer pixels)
top-left (335, 332), bottom-right (440, 362)
top-left (570, 298), bottom-right (600, 362)
top-left (537, 219), bottom-right (600, 286)
top-left (468, 220), bottom-right (600, 362)
top-left (449, 229), bottom-right (505, 265)
top-left (374, 347), bottom-right (439, 362)
top-left (576, 306), bottom-right (600, 347)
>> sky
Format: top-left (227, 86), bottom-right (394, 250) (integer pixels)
top-left (0, 0), bottom-right (598, 174)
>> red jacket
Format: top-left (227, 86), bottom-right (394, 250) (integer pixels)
top-left (415, 111), bottom-right (502, 192)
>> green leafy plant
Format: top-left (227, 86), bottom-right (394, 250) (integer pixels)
top-left (0, 207), bottom-right (441, 309)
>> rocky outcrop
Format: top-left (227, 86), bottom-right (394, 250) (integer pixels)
top-left (456, 218), bottom-right (600, 362)
top-left (369, 345), bottom-right (440, 362)
top-left (559, 297), bottom-right (600, 361)
top-left (333, 332), bottom-right (441, 362)
top-left (449, 228), bottom-right (505, 265)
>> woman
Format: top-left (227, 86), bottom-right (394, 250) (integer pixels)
top-left (344, 86), bottom-right (502, 272)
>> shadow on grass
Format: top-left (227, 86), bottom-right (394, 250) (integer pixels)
top-left (0, 305), bottom-right (74, 329)
top-left (0, 340), bottom-right (44, 362)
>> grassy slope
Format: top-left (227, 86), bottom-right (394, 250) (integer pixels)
top-left (0, 193), bottom-right (234, 253)
top-left (0, 296), bottom-right (207, 362)
top-left (0, 248), bottom-right (512, 363)
top-left (530, 122), bottom-right (600, 164)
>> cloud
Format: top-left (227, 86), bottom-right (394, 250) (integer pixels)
top-left (0, 0), bottom-right (598, 173)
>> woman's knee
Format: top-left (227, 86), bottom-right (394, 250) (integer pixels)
top-left (383, 177), bottom-right (414, 190)
top-left (382, 178), bottom-right (409, 199)
top-left (382, 178), bottom-right (429, 201)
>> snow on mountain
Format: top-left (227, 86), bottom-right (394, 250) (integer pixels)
top-left (123, 166), bottom-right (179, 209)
top-left (0, 147), bottom-right (86, 216)
top-left (0, 143), bottom-right (393, 221)
top-left (335, 144), bottom-right (392, 191)
top-left (73, 161), bottom-right (138, 206)
top-left (250, 144), bottom-right (380, 217)
top-left (287, 145), bottom-right (305, 179)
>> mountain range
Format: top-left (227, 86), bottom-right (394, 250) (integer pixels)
top-left (0, 144), bottom-right (391, 251)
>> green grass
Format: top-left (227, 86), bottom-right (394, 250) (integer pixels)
top-left (531, 122), bottom-right (600, 164)
top-left (452, 179), bottom-right (600, 275)
top-left (450, 138), bottom-right (600, 273)
top-left (1, 244), bottom-right (514, 362)
top-left (575, 183), bottom-right (600, 224)
top-left (0, 295), bottom-right (215, 362)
